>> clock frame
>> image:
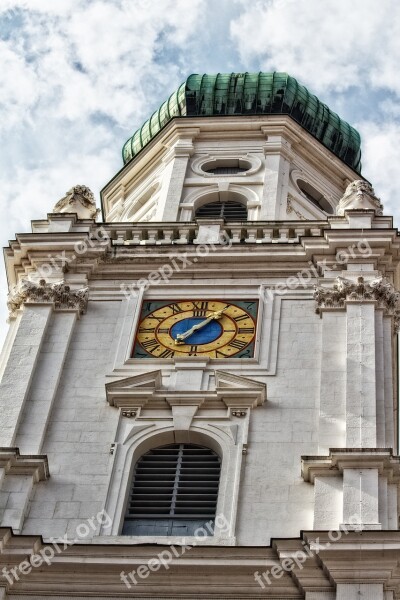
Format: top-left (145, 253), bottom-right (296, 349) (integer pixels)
top-left (132, 299), bottom-right (258, 359)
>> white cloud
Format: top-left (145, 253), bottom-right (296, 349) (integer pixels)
top-left (0, 0), bottom-right (206, 128)
top-left (230, 0), bottom-right (400, 95)
top-left (358, 120), bottom-right (400, 221)
top-left (1, 0), bottom-right (400, 346)
top-left (0, 0), bottom-right (208, 342)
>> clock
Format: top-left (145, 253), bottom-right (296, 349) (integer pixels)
top-left (132, 300), bottom-right (258, 359)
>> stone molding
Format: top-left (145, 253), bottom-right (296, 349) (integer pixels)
top-left (336, 179), bottom-right (384, 216)
top-left (0, 447), bottom-right (49, 481)
top-left (7, 279), bottom-right (89, 318)
top-left (3, 528), bottom-right (400, 596)
top-left (105, 369), bottom-right (266, 411)
top-left (314, 276), bottom-right (400, 328)
top-left (302, 448), bottom-right (400, 484)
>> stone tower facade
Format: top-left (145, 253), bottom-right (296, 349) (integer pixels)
top-left (0, 72), bottom-right (399, 599)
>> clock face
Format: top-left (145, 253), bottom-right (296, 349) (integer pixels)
top-left (132, 300), bottom-right (258, 359)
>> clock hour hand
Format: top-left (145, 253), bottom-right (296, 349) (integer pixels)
top-left (174, 309), bottom-right (225, 345)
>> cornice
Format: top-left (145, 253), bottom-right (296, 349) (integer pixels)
top-left (1, 529), bottom-right (400, 596)
top-left (302, 448), bottom-right (400, 483)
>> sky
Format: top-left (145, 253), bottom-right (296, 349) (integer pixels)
top-left (1, 0), bottom-right (400, 342)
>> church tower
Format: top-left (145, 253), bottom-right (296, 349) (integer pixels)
top-left (0, 72), bottom-right (399, 599)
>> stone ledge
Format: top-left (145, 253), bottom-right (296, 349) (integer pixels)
top-left (302, 448), bottom-right (400, 483)
top-left (0, 448), bottom-right (49, 481)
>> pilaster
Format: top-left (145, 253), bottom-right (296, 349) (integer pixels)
top-left (260, 130), bottom-right (295, 220)
top-left (159, 130), bottom-right (198, 221)
top-left (14, 311), bottom-right (77, 454)
top-left (317, 312), bottom-right (346, 453)
top-left (336, 584), bottom-right (384, 600)
top-left (346, 301), bottom-right (377, 447)
top-left (0, 304), bottom-right (53, 447)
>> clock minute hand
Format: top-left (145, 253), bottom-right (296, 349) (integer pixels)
top-left (174, 309), bottom-right (225, 345)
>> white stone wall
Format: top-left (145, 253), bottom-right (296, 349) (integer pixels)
top-left (235, 299), bottom-right (320, 544)
top-left (4, 295), bottom-right (323, 545)
top-left (21, 301), bottom-right (120, 538)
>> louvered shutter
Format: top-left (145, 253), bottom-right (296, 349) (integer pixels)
top-left (122, 444), bottom-right (221, 536)
top-left (195, 200), bottom-right (247, 220)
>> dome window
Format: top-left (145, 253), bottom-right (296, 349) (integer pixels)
top-left (297, 179), bottom-right (333, 214)
top-left (201, 159), bottom-right (251, 175)
top-left (195, 200), bottom-right (248, 221)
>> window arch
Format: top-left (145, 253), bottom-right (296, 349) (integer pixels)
top-left (195, 200), bottom-right (248, 221)
top-left (122, 443), bottom-right (221, 536)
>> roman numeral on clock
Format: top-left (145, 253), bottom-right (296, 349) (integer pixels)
top-left (140, 339), bottom-right (160, 352)
top-left (233, 314), bottom-right (248, 322)
top-left (158, 328), bottom-right (169, 334)
top-left (159, 349), bottom-right (175, 358)
top-left (170, 303), bottom-right (184, 314)
top-left (192, 301), bottom-right (209, 316)
top-left (228, 339), bottom-right (248, 350)
top-left (238, 327), bottom-right (255, 334)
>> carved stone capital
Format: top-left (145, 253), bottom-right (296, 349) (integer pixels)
top-left (8, 279), bottom-right (89, 318)
top-left (314, 276), bottom-right (400, 329)
top-left (337, 179), bottom-right (383, 216)
top-left (53, 185), bottom-right (99, 219)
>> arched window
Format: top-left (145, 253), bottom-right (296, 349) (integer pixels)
top-left (122, 443), bottom-right (221, 536)
top-left (195, 200), bottom-right (248, 221)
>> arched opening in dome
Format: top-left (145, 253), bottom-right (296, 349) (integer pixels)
top-left (297, 179), bottom-right (333, 214)
top-left (195, 200), bottom-right (248, 221)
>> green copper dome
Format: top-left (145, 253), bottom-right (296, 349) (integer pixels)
top-left (122, 72), bottom-right (362, 172)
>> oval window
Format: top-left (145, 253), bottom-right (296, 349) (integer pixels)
top-left (201, 159), bottom-right (251, 175)
top-left (297, 179), bottom-right (333, 214)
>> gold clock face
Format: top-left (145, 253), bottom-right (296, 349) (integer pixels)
top-left (132, 300), bottom-right (258, 359)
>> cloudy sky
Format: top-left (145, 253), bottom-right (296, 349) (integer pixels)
top-left (1, 0), bottom-right (400, 342)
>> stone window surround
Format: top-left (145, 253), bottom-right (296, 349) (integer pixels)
top-left (178, 183), bottom-right (261, 222)
top-left (190, 153), bottom-right (262, 178)
top-left (99, 369), bottom-right (266, 545)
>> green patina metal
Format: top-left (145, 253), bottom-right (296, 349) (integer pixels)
top-left (122, 72), bottom-right (361, 172)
